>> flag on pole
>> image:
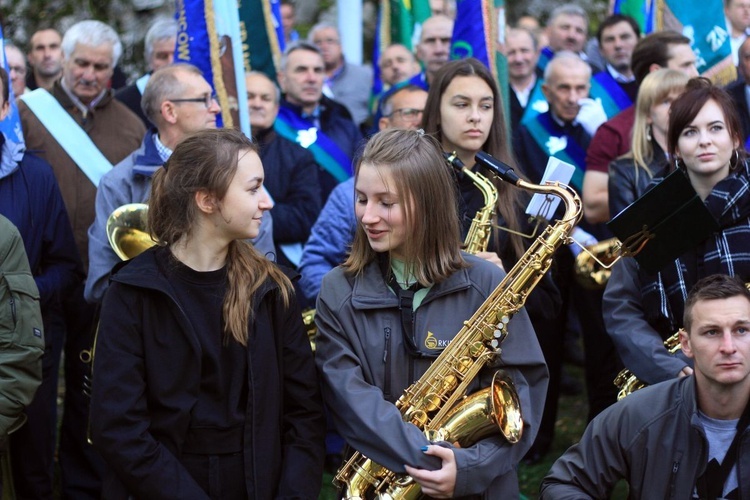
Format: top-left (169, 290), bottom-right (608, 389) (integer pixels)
top-left (174, 0), bottom-right (251, 136)
top-left (614, 0), bottom-right (735, 84)
top-left (450, 0), bottom-right (509, 127)
top-left (372, 0), bottom-right (431, 96)
top-left (238, 0), bottom-right (284, 81)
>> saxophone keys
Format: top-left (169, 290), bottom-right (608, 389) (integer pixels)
top-left (469, 342), bottom-right (484, 357)
top-left (410, 408), bottom-right (430, 426)
top-left (495, 312), bottom-right (510, 324)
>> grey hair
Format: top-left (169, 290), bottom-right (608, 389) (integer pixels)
top-left (548, 3), bottom-right (588, 26)
top-left (245, 71), bottom-right (281, 103)
top-left (145, 17), bottom-right (178, 60)
top-left (61, 20), bottom-right (123, 67)
top-left (544, 50), bottom-right (590, 81)
top-left (279, 40), bottom-right (322, 71)
top-left (141, 63), bottom-right (203, 124)
top-left (307, 22), bottom-right (339, 43)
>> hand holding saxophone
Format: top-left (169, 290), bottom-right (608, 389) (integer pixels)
top-left (404, 445), bottom-right (457, 498)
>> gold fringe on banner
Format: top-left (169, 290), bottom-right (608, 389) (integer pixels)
top-left (205, 0), bottom-right (233, 128)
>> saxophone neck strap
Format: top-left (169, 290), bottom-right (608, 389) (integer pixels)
top-left (378, 255), bottom-right (426, 359)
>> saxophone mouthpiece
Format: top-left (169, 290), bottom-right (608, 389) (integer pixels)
top-left (475, 151), bottom-right (521, 186)
top-left (443, 151), bottom-right (465, 171)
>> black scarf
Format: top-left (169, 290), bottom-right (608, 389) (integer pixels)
top-left (640, 160), bottom-right (750, 337)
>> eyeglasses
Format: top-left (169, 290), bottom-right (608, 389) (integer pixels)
top-left (387, 108), bottom-right (423, 120)
top-left (170, 93), bottom-right (217, 108)
top-left (9, 65), bottom-right (26, 75)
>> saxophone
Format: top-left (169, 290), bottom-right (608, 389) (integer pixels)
top-left (334, 151), bottom-right (582, 499)
top-left (613, 331), bottom-right (683, 400)
top-left (443, 151), bottom-right (498, 254)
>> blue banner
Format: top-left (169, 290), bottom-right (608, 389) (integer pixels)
top-left (0, 26), bottom-right (25, 174)
top-left (614, 0), bottom-right (734, 84)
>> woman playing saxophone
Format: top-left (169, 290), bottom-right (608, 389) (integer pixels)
top-left (314, 128), bottom-right (548, 497)
top-left (422, 57), bottom-right (563, 462)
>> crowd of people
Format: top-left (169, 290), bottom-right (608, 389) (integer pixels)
top-left (1, 0), bottom-right (750, 498)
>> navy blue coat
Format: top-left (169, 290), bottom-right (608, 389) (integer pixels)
top-left (0, 144), bottom-right (82, 307)
top-left (90, 246), bottom-right (326, 499)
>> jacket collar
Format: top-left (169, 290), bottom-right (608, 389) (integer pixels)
top-left (131, 130), bottom-right (165, 177)
top-left (110, 245), bottom-right (292, 311)
top-left (351, 257), bottom-right (472, 310)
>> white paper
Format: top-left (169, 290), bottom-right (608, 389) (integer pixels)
top-left (525, 157), bottom-right (575, 219)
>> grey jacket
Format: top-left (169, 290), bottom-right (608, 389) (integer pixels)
top-left (85, 133), bottom-right (275, 303)
top-left (603, 258), bottom-right (690, 384)
top-left (540, 376), bottom-right (750, 499)
top-left (314, 254), bottom-right (548, 498)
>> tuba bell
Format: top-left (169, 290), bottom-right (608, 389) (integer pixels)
top-left (106, 203), bottom-right (155, 260)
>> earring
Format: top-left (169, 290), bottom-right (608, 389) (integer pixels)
top-left (732, 148), bottom-right (740, 170)
top-left (674, 156), bottom-right (684, 170)
top-left (646, 124), bottom-right (652, 142)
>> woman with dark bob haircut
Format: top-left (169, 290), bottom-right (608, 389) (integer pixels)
top-left (315, 128), bottom-right (547, 497)
top-left (90, 128), bottom-right (326, 499)
top-left (605, 77), bottom-right (750, 388)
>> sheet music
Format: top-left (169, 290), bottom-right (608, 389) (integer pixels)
top-left (525, 157), bottom-right (575, 219)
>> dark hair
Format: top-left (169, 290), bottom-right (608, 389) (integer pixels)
top-left (684, 274), bottom-right (750, 333)
top-left (149, 128), bottom-right (292, 345)
top-left (667, 77), bottom-right (745, 169)
top-left (344, 128), bottom-right (466, 285)
top-left (631, 31), bottom-right (691, 85)
top-left (421, 57), bottom-right (527, 260)
top-left (596, 14), bottom-right (640, 45)
top-left (0, 67), bottom-right (8, 103)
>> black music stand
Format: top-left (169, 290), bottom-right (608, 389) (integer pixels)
top-left (607, 168), bottom-right (719, 275)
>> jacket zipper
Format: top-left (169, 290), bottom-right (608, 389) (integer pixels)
top-left (383, 327), bottom-right (392, 400)
top-left (668, 460), bottom-right (679, 499)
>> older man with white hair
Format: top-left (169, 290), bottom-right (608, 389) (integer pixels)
top-left (17, 19), bottom-right (145, 499)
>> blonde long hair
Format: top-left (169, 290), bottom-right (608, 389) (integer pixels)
top-left (628, 69), bottom-right (689, 177)
top-left (149, 128), bottom-right (292, 345)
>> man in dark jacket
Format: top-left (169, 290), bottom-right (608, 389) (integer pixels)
top-left (17, 20), bottom-right (147, 498)
top-left (86, 63), bottom-right (274, 304)
top-left (246, 71), bottom-right (321, 269)
top-left (542, 274), bottom-right (750, 499)
top-left (0, 66), bottom-right (83, 500)
top-left (275, 41), bottom-right (362, 202)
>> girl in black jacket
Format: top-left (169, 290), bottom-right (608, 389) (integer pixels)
top-left (90, 128), bottom-right (326, 499)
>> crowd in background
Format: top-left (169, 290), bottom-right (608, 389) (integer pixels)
top-left (1, 0), bottom-right (750, 498)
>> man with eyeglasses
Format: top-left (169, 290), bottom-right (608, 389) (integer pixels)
top-left (16, 19), bottom-right (145, 500)
top-left (4, 43), bottom-right (29, 97)
top-left (378, 84), bottom-right (428, 130)
top-left (86, 64), bottom-right (274, 305)
top-left (309, 22), bottom-right (372, 127)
